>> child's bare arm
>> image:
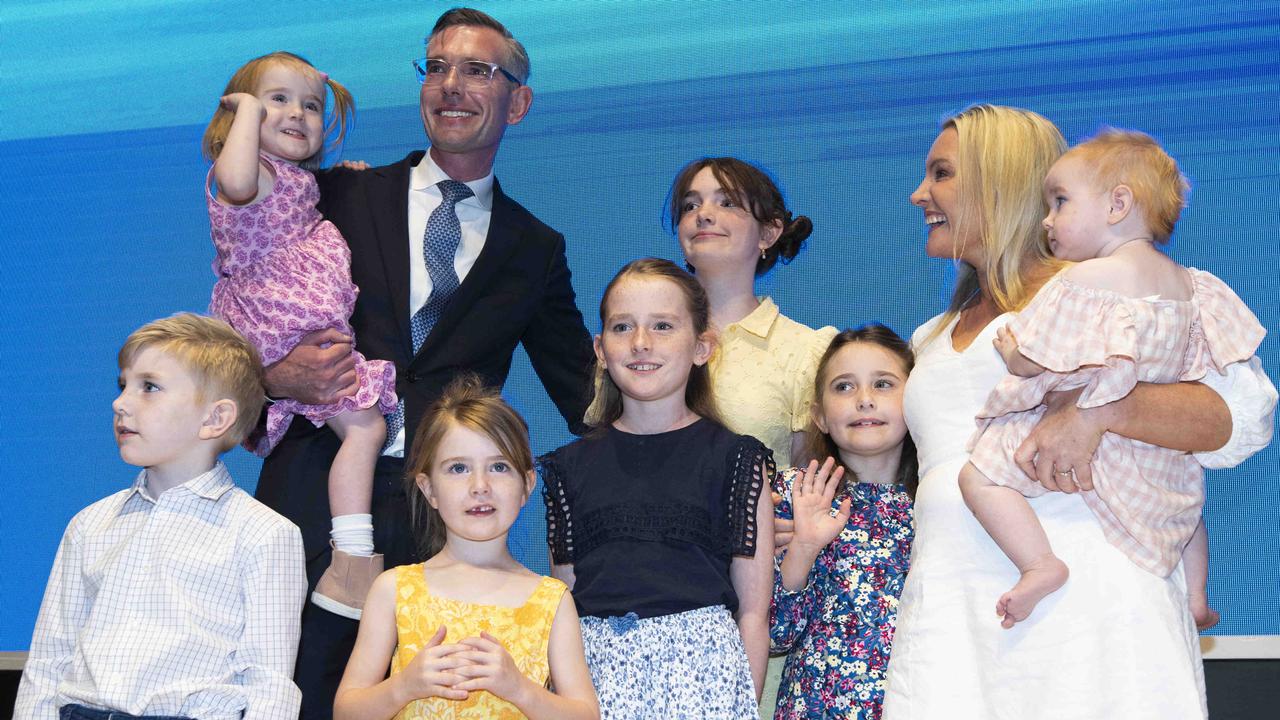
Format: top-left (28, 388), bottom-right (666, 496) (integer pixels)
top-left (334, 571), bottom-right (469, 720)
top-left (994, 326), bottom-right (1044, 377)
top-left (453, 593), bottom-right (599, 720)
top-left (731, 470), bottom-right (776, 701)
top-left (212, 93), bottom-right (270, 205)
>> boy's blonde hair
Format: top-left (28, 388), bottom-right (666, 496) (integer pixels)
top-left (118, 313), bottom-right (264, 451)
top-left (404, 374), bottom-right (534, 559)
top-left (923, 104), bottom-right (1068, 347)
top-left (202, 51), bottom-right (355, 171)
top-left (1063, 128), bottom-right (1189, 243)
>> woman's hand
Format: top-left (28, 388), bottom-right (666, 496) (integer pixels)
top-left (395, 626), bottom-right (470, 702)
top-left (1014, 388), bottom-right (1108, 493)
top-left (452, 632), bottom-right (533, 705)
top-left (790, 458), bottom-right (851, 555)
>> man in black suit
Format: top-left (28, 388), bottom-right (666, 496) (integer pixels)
top-left (255, 8), bottom-right (594, 717)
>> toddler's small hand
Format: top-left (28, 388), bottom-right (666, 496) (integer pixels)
top-left (335, 159), bottom-right (371, 171)
top-left (220, 93), bottom-right (263, 117)
top-left (993, 326), bottom-right (1019, 362)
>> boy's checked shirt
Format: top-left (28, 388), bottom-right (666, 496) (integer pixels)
top-left (16, 462), bottom-right (306, 720)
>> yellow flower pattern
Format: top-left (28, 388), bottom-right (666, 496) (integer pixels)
top-left (391, 564), bottom-right (567, 720)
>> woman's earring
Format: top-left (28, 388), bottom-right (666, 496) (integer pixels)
top-left (760, 248), bottom-right (767, 260)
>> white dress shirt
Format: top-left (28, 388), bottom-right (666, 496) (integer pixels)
top-left (16, 463), bottom-right (307, 720)
top-left (385, 150), bottom-right (496, 456)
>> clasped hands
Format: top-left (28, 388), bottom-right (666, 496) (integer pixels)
top-left (396, 625), bottom-right (532, 705)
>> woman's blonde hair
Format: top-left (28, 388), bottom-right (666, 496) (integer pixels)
top-left (404, 374), bottom-right (534, 559)
top-left (201, 51), bottom-right (354, 171)
top-left (923, 104), bottom-right (1067, 347)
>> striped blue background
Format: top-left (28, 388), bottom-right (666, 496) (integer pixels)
top-left (1, 0), bottom-right (1276, 649)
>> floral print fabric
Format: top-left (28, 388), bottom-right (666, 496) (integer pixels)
top-left (770, 468), bottom-right (913, 719)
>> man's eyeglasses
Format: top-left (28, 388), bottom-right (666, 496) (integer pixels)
top-left (413, 58), bottom-right (521, 87)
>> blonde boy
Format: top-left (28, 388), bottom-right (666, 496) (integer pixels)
top-left (16, 314), bottom-right (307, 720)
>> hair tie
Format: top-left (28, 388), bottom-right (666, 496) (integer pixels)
top-left (318, 71), bottom-right (330, 83)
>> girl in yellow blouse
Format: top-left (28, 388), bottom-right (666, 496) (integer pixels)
top-left (334, 376), bottom-right (599, 720)
top-left (669, 157), bottom-right (837, 469)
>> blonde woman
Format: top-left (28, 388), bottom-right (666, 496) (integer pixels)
top-left (881, 105), bottom-right (1275, 719)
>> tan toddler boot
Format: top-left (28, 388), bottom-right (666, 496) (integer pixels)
top-left (311, 543), bottom-right (384, 620)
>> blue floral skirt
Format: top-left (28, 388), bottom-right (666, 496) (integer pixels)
top-left (580, 605), bottom-right (758, 719)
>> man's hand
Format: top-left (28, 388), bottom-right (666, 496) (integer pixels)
top-left (263, 328), bottom-right (359, 405)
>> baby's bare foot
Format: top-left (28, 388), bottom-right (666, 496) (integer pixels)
top-left (1190, 594), bottom-right (1220, 631)
top-left (996, 554), bottom-right (1069, 629)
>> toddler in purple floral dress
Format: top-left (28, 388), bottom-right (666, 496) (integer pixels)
top-left (203, 52), bottom-right (395, 619)
top-left (771, 325), bottom-right (916, 720)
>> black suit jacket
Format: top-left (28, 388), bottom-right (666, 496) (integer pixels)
top-left (256, 151), bottom-right (595, 559)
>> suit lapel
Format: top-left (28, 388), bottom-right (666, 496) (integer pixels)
top-left (412, 178), bottom-right (521, 365)
top-left (366, 153), bottom-right (419, 359)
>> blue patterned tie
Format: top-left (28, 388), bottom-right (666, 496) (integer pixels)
top-left (385, 179), bottom-right (474, 451)
top-left (411, 179), bottom-right (473, 352)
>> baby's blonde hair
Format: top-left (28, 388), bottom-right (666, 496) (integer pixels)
top-left (1062, 128), bottom-right (1189, 243)
top-left (202, 51), bottom-right (354, 171)
top-left (118, 313), bottom-right (264, 451)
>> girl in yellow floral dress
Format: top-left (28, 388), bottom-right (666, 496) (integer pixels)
top-left (334, 375), bottom-right (599, 720)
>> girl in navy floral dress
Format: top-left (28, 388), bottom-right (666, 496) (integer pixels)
top-left (770, 325), bottom-right (916, 719)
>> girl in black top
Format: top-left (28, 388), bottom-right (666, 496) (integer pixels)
top-left (541, 258), bottom-right (775, 719)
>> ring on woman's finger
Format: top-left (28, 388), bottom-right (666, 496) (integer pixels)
top-left (1054, 468), bottom-right (1075, 476)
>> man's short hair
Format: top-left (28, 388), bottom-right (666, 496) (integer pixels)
top-left (429, 7), bottom-right (531, 84)
top-left (118, 313), bottom-right (264, 450)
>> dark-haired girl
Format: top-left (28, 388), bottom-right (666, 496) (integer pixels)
top-left (670, 157), bottom-right (837, 470)
top-left (770, 326), bottom-right (915, 720)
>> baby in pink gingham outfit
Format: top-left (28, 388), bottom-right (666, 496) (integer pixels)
top-left (957, 128), bottom-right (1265, 631)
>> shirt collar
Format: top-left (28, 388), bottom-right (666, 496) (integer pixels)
top-left (730, 297), bottom-right (781, 339)
top-left (129, 462), bottom-right (236, 504)
top-left (410, 149), bottom-right (495, 210)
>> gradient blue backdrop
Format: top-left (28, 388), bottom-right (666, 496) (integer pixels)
top-left (2, 0), bottom-right (1277, 650)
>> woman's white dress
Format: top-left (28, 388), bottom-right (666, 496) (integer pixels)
top-left (882, 313), bottom-right (1207, 720)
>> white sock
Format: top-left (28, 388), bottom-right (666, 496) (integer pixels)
top-left (331, 514), bottom-right (374, 557)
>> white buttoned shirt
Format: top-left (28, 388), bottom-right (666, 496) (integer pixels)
top-left (16, 463), bottom-right (307, 720)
